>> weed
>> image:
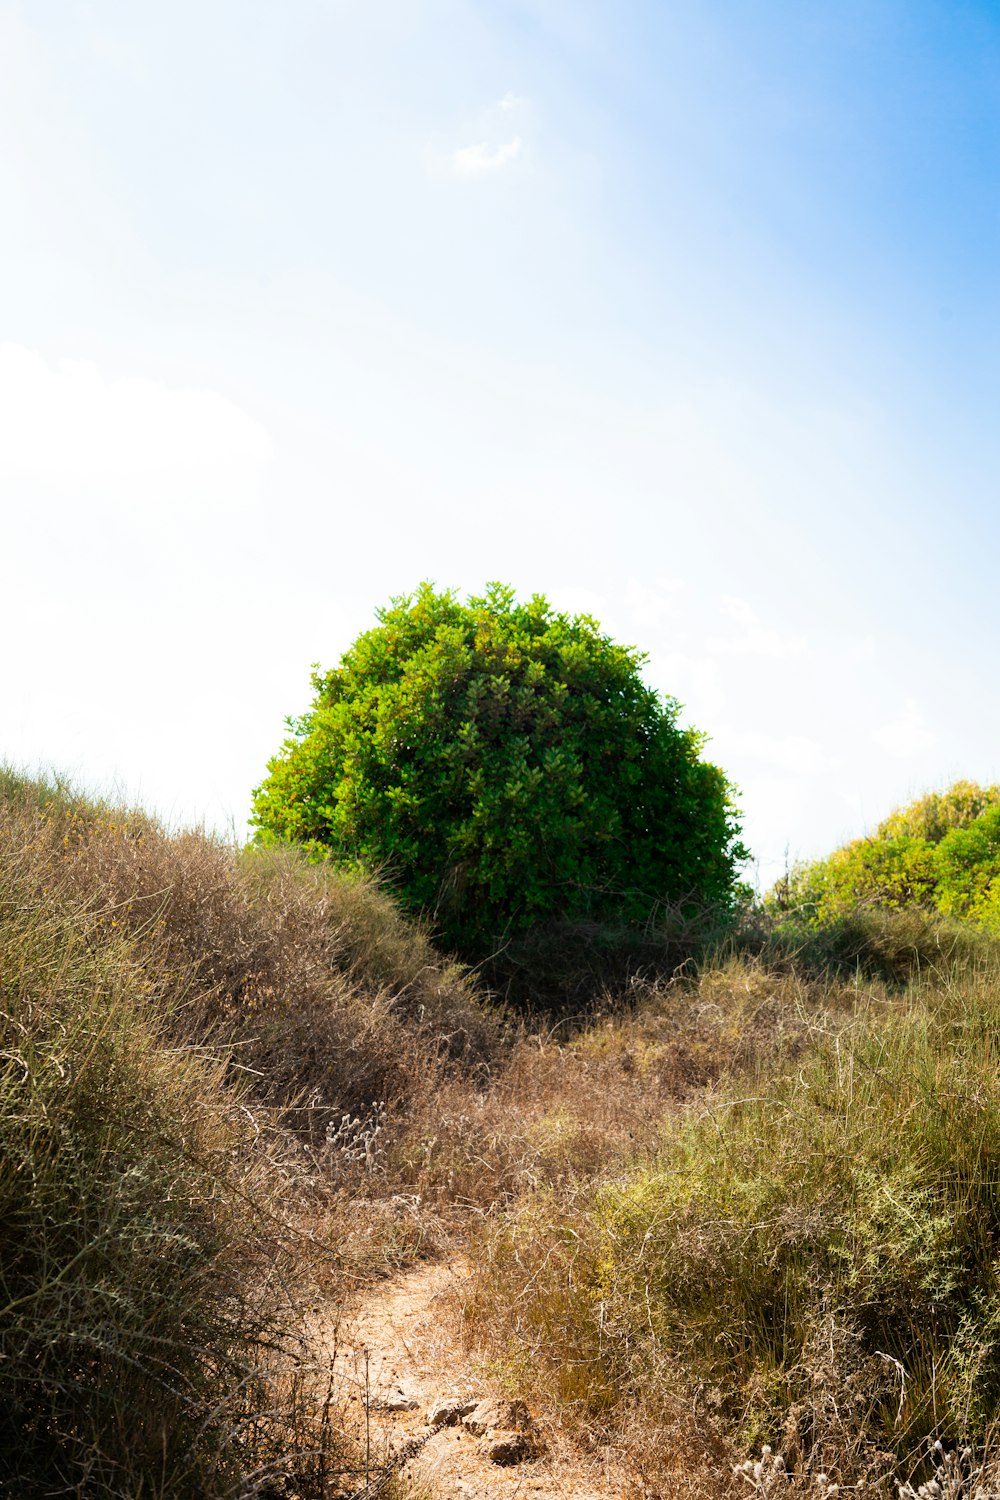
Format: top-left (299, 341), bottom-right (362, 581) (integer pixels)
top-left (463, 933), bottom-right (1000, 1494)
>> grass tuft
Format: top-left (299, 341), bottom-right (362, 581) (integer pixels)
top-left (0, 769), bottom-right (503, 1494)
top-left (463, 931), bottom-right (1000, 1492)
top-left (0, 811), bottom-right (287, 1494)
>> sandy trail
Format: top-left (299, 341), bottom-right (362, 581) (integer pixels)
top-left (320, 1258), bottom-right (629, 1500)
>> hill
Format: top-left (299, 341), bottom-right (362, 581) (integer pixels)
top-left (0, 770), bottom-right (498, 1496)
top-left (7, 769), bottom-right (1000, 1497)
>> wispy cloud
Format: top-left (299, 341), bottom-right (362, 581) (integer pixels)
top-left (710, 597), bottom-right (807, 660)
top-left (452, 136), bottom-right (522, 176)
top-left (499, 92), bottom-right (526, 111)
top-left (725, 731), bottom-right (841, 778)
top-left (0, 342), bottom-right (271, 522)
top-left (872, 701), bottom-right (937, 759)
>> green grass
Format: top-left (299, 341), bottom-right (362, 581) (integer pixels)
top-left (465, 930), bottom-right (1000, 1490)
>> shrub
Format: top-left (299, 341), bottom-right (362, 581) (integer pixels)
top-left (0, 769), bottom-right (503, 1493)
top-left (2, 770), bottom-right (499, 1145)
top-left (879, 782), bottom-right (1000, 843)
top-left (784, 782), bottom-right (1000, 931)
top-left (251, 582), bottom-right (746, 950)
top-left (936, 805), bottom-right (1000, 925)
top-left (466, 936), bottom-right (1000, 1488)
top-left (0, 808), bottom-right (283, 1496)
top-left (763, 903), bottom-right (996, 986)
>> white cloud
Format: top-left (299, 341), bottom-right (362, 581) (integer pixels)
top-left (0, 342), bottom-right (272, 520)
top-left (452, 136), bottom-right (522, 176)
top-left (623, 576), bottom-right (688, 631)
top-left (620, 584), bottom-right (806, 672)
top-left (546, 585), bottom-right (609, 621)
top-left (709, 596), bottom-right (807, 659)
top-left (872, 701), bottom-right (937, 759)
top-left (725, 731), bottom-right (841, 778)
top-left (499, 92), bottom-right (526, 111)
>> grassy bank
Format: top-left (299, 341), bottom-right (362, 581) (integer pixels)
top-left (10, 767), bottom-right (1000, 1498)
top-left (0, 772), bottom-right (501, 1496)
top-left (463, 926), bottom-right (1000, 1495)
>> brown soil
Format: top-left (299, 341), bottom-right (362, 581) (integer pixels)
top-left (317, 1259), bottom-right (630, 1500)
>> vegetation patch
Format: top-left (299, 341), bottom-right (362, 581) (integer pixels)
top-left (14, 754), bottom-right (1000, 1499)
top-left (0, 771), bottom-right (503, 1496)
top-left (251, 583), bottom-right (746, 953)
top-left (784, 781), bottom-right (1000, 932)
top-left (464, 931), bottom-right (1000, 1492)
top-left (0, 795), bottom-right (292, 1495)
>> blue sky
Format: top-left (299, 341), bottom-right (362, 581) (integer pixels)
top-left (2, 0), bottom-right (999, 884)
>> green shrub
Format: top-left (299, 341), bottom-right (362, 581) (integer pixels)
top-left (251, 582), bottom-right (746, 950)
top-left (936, 805), bottom-right (1000, 925)
top-left (468, 939), bottom-right (1000, 1483)
top-left (785, 781), bottom-right (1000, 932)
top-left (879, 782), bottom-right (1000, 842)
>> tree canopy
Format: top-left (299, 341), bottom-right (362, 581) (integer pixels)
top-left (785, 780), bottom-right (1000, 929)
top-left (251, 583), bottom-right (746, 949)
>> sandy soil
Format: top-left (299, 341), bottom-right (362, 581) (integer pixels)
top-left (316, 1258), bottom-right (630, 1500)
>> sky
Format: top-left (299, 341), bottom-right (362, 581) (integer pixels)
top-left (2, 0), bottom-right (999, 888)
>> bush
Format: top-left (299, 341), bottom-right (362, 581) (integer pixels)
top-left (936, 805), bottom-right (1000, 924)
top-left (764, 904), bottom-right (996, 986)
top-left (2, 770), bottom-right (499, 1145)
top-left (466, 936), bottom-right (1000, 1488)
top-left (0, 769), bottom-right (503, 1493)
top-left (251, 583), bottom-right (746, 950)
top-left (784, 781), bottom-right (1000, 930)
top-left (0, 803), bottom-right (282, 1496)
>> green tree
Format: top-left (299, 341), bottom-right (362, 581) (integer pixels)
top-left (796, 832), bottom-right (939, 921)
top-left (935, 805), bottom-right (1000, 925)
top-left (785, 781), bottom-right (1000, 931)
top-left (251, 583), bottom-right (746, 949)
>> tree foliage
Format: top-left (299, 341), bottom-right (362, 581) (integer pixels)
top-left (785, 780), bottom-right (1000, 930)
top-left (251, 583), bottom-right (746, 948)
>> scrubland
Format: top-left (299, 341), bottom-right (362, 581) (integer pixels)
top-left (5, 771), bottom-right (1000, 1497)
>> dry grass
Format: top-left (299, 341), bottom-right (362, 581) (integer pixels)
top-left (22, 791), bottom-right (497, 1129)
top-left (12, 766), bottom-right (1000, 1500)
top-left (0, 771), bottom-right (504, 1495)
top-left (0, 809), bottom-right (307, 1494)
top-left (461, 940), bottom-right (1000, 1498)
top-left (386, 956), bottom-right (856, 1222)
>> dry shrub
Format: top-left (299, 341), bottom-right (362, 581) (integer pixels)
top-left (0, 771), bottom-right (506, 1494)
top-left (1, 774), bottom-right (500, 1149)
top-left (0, 806), bottom-right (318, 1496)
top-left (461, 936), bottom-right (1000, 1497)
top-left (762, 903), bottom-right (999, 987)
top-left (448, 957), bottom-right (844, 1495)
top-left (461, 1182), bottom-right (738, 1499)
top-left (390, 955), bottom-right (854, 1217)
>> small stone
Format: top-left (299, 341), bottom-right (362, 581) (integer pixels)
top-left (428, 1396), bottom-right (480, 1428)
top-left (462, 1398), bottom-right (531, 1436)
top-left (479, 1427), bottom-right (536, 1466)
top-left (372, 1387), bottom-right (419, 1413)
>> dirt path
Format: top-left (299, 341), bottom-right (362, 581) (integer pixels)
top-left (320, 1258), bottom-right (629, 1500)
